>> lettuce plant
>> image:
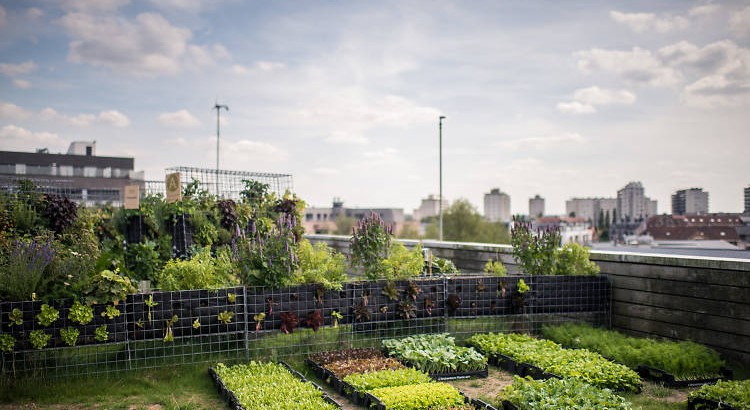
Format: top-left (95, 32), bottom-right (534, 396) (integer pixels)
top-left (689, 379), bottom-right (750, 409)
top-left (370, 382), bottom-right (465, 410)
top-left (499, 376), bottom-right (633, 410)
top-left (343, 368), bottom-right (432, 393)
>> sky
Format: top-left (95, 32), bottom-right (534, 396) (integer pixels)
top-left (1, 0), bottom-right (749, 216)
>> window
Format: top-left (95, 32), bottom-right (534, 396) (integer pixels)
top-left (84, 166), bottom-right (97, 177)
top-left (305, 213), bottom-right (313, 221)
top-left (15, 164), bottom-right (26, 174)
top-left (59, 165), bottom-right (73, 176)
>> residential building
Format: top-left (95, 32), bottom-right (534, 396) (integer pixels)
top-left (413, 194), bottom-right (449, 222)
top-left (303, 198), bottom-right (405, 235)
top-left (745, 185), bottom-right (750, 214)
top-left (483, 188), bottom-right (511, 223)
top-left (617, 181), bottom-right (657, 222)
top-left (672, 188), bottom-right (709, 215)
top-left (638, 213), bottom-right (745, 247)
top-left (0, 141), bottom-right (144, 206)
top-left (529, 194), bottom-right (545, 219)
top-left (565, 197), bottom-right (616, 226)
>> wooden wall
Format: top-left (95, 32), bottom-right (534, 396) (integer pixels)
top-left (307, 235), bottom-right (750, 365)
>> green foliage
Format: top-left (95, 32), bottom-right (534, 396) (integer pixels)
top-left (7, 308), bottom-right (23, 326)
top-left (60, 327), bottom-right (80, 347)
top-left (239, 180), bottom-right (270, 207)
top-left (334, 215), bottom-right (355, 235)
top-left (0, 333), bottom-right (14, 352)
top-left (294, 239), bottom-right (347, 290)
top-left (541, 322), bottom-right (726, 381)
top-left (94, 325), bottom-right (109, 342)
top-left (29, 329), bottom-right (51, 350)
top-left (511, 219), bottom-right (560, 275)
top-left (237, 214), bottom-right (299, 288)
top-left (381, 242), bottom-right (423, 281)
top-left (156, 247), bottom-right (238, 290)
top-left (101, 304), bottom-right (121, 320)
top-left (218, 310), bottom-right (234, 324)
top-left (554, 243), bottom-right (600, 275)
top-left (213, 361), bottom-right (338, 410)
top-left (343, 368), bottom-right (432, 393)
top-left (163, 315), bottom-right (178, 342)
top-left (467, 332), bottom-right (641, 392)
top-left (517, 279), bottom-right (529, 294)
top-left (145, 294), bottom-right (158, 321)
top-left (484, 258), bottom-right (507, 276)
top-left (68, 301), bottom-right (94, 325)
top-left (689, 379), bottom-right (750, 410)
top-left (36, 303), bottom-right (59, 326)
top-left (424, 199), bottom-right (510, 244)
top-left (86, 269), bottom-right (136, 305)
top-left (382, 333), bottom-right (487, 374)
top-left (8, 201), bottom-right (39, 235)
top-left (499, 376), bottom-right (633, 410)
top-left (191, 211), bottom-right (219, 247)
top-left (432, 257), bottom-right (460, 274)
top-left (124, 241), bottom-right (162, 282)
top-left (0, 237), bottom-right (57, 301)
top-left (369, 382), bottom-right (465, 410)
top-left (350, 212), bottom-right (393, 280)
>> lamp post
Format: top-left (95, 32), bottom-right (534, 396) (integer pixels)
top-left (214, 103), bottom-right (229, 196)
top-left (439, 115), bottom-right (446, 241)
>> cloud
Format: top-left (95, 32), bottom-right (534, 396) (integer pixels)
top-left (730, 6), bottom-right (750, 38)
top-left (0, 5), bottom-right (6, 27)
top-left (0, 102), bottom-right (32, 120)
top-left (13, 79), bottom-right (32, 89)
top-left (497, 133), bottom-right (585, 151)
top-left (224, 140), bottom-right (288, 161)
top-left (688, 4), bottom-right (720, 17)
top-left (0, 125), bottom-right (62, 151)
top-left (575, 47), bottom-right (682, 86)
top-left (158, 109), bottom-right (201, 127)
top-left (27, 7), bottom-right (44, 19)
top-left (556, 101), bottom-right (596, 114)
top-left (59, 0), bottom-right (130, 12)
top-left (34, 105), bottom-right (131, 127)
top-left (0, 61), bottom-right (37, 77)
top-left (231, 61), bottom-right (287, 75)
top-left (58, 11), bottom-right (229, 76)
top-left (324, 131), bottom-right (368, 145)
top-left (558, 86), bottom-right (636, 114)
top-left (99, 110), bottom-right (130, 127)
top-left (610, 10), bottom-right (689, 33)
top-left (148, 0), bottom-right (203, 12)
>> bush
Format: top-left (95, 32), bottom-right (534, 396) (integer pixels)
top-left (156, 247), bottom-right (238, 290)
top-left (381, 242), bottom-right (423, 281)
top-left (294, 240), bottom-right (347, 290)
top-left (351, 212), bottom-right (393, 280)
top-left (554, 243), bottom-right (599, 275)
top-left (124, 240), bottom-right (162, 282)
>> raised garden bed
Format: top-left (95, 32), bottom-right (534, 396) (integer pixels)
top-left (382, 333), bottom-right (488, 380)
top-left (467, 332), bottom-right (641, 392)
top-left (542, 322), bottom-right (730, 387)
top-left (687, 379), bottom-right (749, 410)
top-left (209, 361), bottom-right (340, 410)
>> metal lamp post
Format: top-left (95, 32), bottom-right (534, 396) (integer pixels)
top-left (214, 103), bottom-right (229, 196)
top-left (439, 115), bottom-right (445, 241)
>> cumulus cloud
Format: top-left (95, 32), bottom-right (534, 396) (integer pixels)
top-left (99, 110), bottom-right (130, 127)
top-left (558, 86), bottom-right (636, 114)
top-left (610, 10), bottom-right (689, 33)
top-left (576, 47), bottom-right (682, 86)
top-left (689, 4), bottom-right (720, 17)
top-left (33, 105), bottom-right (132, 127)
top-left (497, 133), bottom-right (585, 151)
top-left (158, 109), bottom-right (201, 127)
top-left (0, 125), bottom-right (62, 151)
top-left (730, 6), bottom-right (750, 38)
top-left (0, 5), bottom-right (6, 27)
top-left (0, 102), bottom-right (32, 120)
top-left (58, 10), bottom-right (229, 76)
top-left (0, 61), bottom-right (37, 77)
top-left (59, 0), bottom-right (130, 13)
top-left (324, 131), bottom-right (368, 145)
top-left (231, 61), bottom-right (287, 75)
top-left (556, 101), bottom-right (596, 114)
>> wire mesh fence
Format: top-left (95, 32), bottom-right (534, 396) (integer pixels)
top-left (0, 275), bottom-right (610, 379)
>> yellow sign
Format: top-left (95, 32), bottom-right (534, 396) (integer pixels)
top-left (166, 172), bottom-right (182, 203)
top-left (123, 185), bottom-right (140, 209)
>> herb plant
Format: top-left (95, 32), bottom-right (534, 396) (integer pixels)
top-left (0, 238), bottom-right (56, 301)
top-left (29, 330), bottom-right (51, 349)
top-left (218, 310), bottom-right (234, 325)
top-left (511, 218), bottom-right (560, 275)
top-left (60, 327), bottom-right (80, 347)
top-left (484, 258), bottom-right (507, 276)
top-left (294, 239), bottom-right (347, 291)
top-left (7, 308), bottom-right (23, 327)
top-left (101, 305), bottom-right (121, 320)
top-left (68, 301), bottom-right (94, 325)
top-left (36, 303), bottom-right (59, 326)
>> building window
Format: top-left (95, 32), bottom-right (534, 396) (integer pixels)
top-left (73, 166), bottom-right (84, 177)
top-left (59, 165), bottom-right (73, 176)
top-left (15, 164), bottom-right (26, 175)
top-left (305, 213), bottom-right (313, 221)
top-left (0, 164), bottom-right (15, 174)
top-left (84, 166), bottom-right (97, 177)
top-left (103, 167), bottom-right (111, 178)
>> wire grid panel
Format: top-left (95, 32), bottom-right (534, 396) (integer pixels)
top-left (165, 166), bottom-right (294, 199)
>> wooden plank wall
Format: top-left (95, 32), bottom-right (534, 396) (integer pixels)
top-left (306, 235), bottom-right (750, 365)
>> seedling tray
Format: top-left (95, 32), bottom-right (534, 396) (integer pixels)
top-left (636, 365), bottom-right (733, 388)
top-left (502, 400), bottom-right (519, 410)
top-left (517, 363), bottom-right (561, 381)
top-left (365, 389), bottom-right (497, 410)
top-left (278, 361), bottom-right (342, 408)
top-left (687, 396), bottom-right (738, 410)
top-left (208, 367), bottom-right (246, 410)
top-left (429, 366), bottom-right (489, 381)
top-left (488, 353), bottom-right (518, 373)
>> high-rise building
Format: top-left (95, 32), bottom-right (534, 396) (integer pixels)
top-left (413, 194), bottom-right (449, 221)
top-left (565, 197), bottom-right (616, 226)
top-left (616, 181), bottom-right (657, 222)
top-left (529, 194), bottom-right (544, 218)
top-left (745, 185), bottom-right (750, 214)
top-left (672, 188), bottom-right (709, 215)
top-left (484, 188), bottom-right (511, 223)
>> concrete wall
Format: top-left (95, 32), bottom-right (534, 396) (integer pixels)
top-left (307, 234), bottom-right (750, 366)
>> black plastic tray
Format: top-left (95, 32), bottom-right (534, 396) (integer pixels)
top-left (687, 396), bottom-right (738, 410)
top-left (636, 365), bottom-right (733, 388)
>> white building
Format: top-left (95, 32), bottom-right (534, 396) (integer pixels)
top-left (529, 194), bottom-right (545, 219)
top-left (617, 181), bottom-right (657, 222)
top-left (484, 188), bottom-right (511, 223)
top-left (413, 194), bottom-right (449, 222)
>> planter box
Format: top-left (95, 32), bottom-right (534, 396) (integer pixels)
top-left (429, 366), bottom-right (489, 381)
top-left (517, 363), bottom-right (561, 381)
top-left (636, 365), bottom-right (733, 388)
top-left (687, 396), bottom-right (738, 410)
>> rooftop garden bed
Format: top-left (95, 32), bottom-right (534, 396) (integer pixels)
top-left (382, 333), bottom-right (488, 379)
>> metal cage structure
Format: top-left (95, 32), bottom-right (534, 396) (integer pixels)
top-left (157, 166), bottom-right (294, 199)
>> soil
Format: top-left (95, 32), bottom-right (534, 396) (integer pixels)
top-left (447, 367), bottom-right (514, 403)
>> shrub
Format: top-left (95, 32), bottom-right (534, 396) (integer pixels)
top-left (499, 376), bottom-right (633, 410)
top-left (124, 241), bottom-right (161, 282)
top-left (484, 258), bottom-right (507, 276)
top-left (156, 247), bottom-right (238, 290)
top-left (511, 218), bottom-right (560, 275)
top-left (294, 240), bottom-right (347, 290)
top-left (381, 242), bottom-right (423, 281)
top-left (0, 237), bottom-right (57, 301)
top-left (554, 243), bottom-right (600, 275)
top-left (236, 214), bottom-right (299, 288)
top-left (42, 194), bottom-right (78, 234)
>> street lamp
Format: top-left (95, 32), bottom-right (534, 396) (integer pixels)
top-left (439, 115), bottom-right (446, 241)
top-left (214, 103), bottom-right (229, 196)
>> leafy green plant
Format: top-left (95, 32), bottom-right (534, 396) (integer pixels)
top-left (350, 212), bottom-right (393, 280)
top-left (192, 319), bottom-right (201, 329)
top-left (517, 279), bottom-right (529, 294)
top-left (163, 315), bottom-right (178, 342)
top-left (467, 332), bottom-right (641, 392)
top-left (7, 308), bottom-right (23, 327)
top-left (101, 304), bottom-right (121, 320)
top-left (68, 301), bottom-right (94, 325)
top-left (218, 310), bottom-right (234, 325)
top-left (294, 239), bottom-right (347, 290)
top-left (554, 243), bottom-right (600, 275)
top-left (689, 379), bottom-right (750, 410)
top-left (343, 367), bottom-right (432, 393)
top-left (511, 218), bottom-right (560, 275)
top-left (0, 334), bottom-right (15, 352)
top-left (370, 382), bottom-right (465, 410)
top-left (36, 303), bottom-right (59, 326)
top-left (124, 240), bottom-right (161, 282)
top-left (331, 310), bottom-right (343, 328)
top-left (60, 327), bottom-right (80, 347)
top-left (86, 269), bottom-right (136, 305)
top-left (432, 257), bottom-right (459, 274)
top-left (156, 246), bottom-right (238, 290)
top-left (381, 242), bottom-right (423, 281)
top-left (382, 333), bottom-right (487, 374)
top-left (253, 312), bottom-right (265, 332)
top-left (483, 258), bottom-right (507, 276)
top-left (94, 325), bottom-right (109, 342)
top-left (541, 322), bottom-right (726, 381)
top-left (227, 292), bottom-right (236, 303)
top-left (213, 361), bottom-right (338, 410)
top-left (145, 294), bottom-right (158, 321)
top-left (382, 281), bottom-right (401, 301)
top-left (29, 329), bottom-right (51, 349)
top-left (499, 376), bottom-right (634, 410)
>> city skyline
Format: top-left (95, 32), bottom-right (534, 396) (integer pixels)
top-left (1, 1), bottom-right (749, 215)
